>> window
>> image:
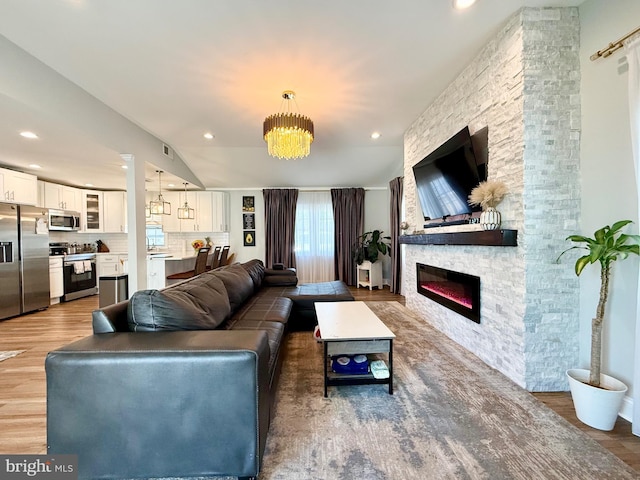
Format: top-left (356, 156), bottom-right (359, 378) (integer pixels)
top-left (145, 225), bottom-right (165, 248)
top-left (294, 192), bottom-right (335, 283)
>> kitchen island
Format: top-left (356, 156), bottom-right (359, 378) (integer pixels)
top-left (147, 252), bottom-right (206, 289)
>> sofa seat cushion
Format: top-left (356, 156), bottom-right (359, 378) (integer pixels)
top-left (283, 280), bottom-right (354, 307)
top-left (127, 274), bottom-right (231, 332)
top-left (230, 320), bottom-right (285, 376)
top-left (228, 296), bottom-right (292, 326)
top-left (259, 280), bottom-right (354, 331)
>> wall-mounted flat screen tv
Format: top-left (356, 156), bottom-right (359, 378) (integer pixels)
top-left (413, 126), bottom-right (487, 223)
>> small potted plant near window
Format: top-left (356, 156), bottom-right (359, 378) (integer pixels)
top-left (352, 230), bottom-right (391, 289)
top-left (557, 220), bottom-right (639, 430)
top-left (468, 180), bottom-right (508, 230)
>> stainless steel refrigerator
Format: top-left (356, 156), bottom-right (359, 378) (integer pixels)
top-left (0, 203), bottom-right (50, 320)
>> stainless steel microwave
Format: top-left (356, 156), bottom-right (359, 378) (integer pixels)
top-left (49, 209), bottom-right (80, 231)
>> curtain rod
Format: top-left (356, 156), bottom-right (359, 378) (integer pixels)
top-left (591, 25), bottom-right (640, 61)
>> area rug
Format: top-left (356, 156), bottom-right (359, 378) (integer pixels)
top-left (0, 350), bottom-right (24, 362)
top-left (260, 301), bottom-right (637, 479)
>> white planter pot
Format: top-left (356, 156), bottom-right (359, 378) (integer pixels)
top-left (566, 368), bottom-right (628, 431)
top-left (480, 207), bottom-right (501, 230)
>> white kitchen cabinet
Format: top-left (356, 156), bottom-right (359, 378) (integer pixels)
top-left (43, 181), bottom-right (82, 211)
top-left (49, 257), bottom-right (64, 302)
top-left (103, 191), bottom-right (127, 233)
top-left (211, 191), bottom-right (229, 232)
top-left (0, 167), bottom-right (38, 205)
top-left (81, 190), bottom-right (104, 233)
top-left (147, 257), bottom-right (166, 290)
top-left (97, 254), bottom-right (128, 278)
top-left (161, 191), bottom-right (228, 233)
top-left (97, 254), bottom-right (120, 278)
top-left (187, 191), bottom-right (214, 232)
top-left (152, 191), bottom-right (180, 232)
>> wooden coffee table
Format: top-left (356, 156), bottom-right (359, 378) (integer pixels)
top-left (315, 301), bottom-right (396, 397)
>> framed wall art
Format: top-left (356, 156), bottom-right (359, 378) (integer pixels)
top-left (243, 213), bottom-right (255, 230)
top-left (243, 230), bottom-right (256, 247)
top-left (242, 196), bottom-right (255, 212)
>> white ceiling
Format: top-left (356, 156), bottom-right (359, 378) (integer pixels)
top-left (0, 0), bottom-right (584, 191)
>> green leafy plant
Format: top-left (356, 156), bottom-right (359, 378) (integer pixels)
top-left (557, 220), bottom-right (640, 387)
top-left (352, 230), bottom-right (391, 264)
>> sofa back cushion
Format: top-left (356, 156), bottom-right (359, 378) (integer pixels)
top-left (127, 273), bottom-right (231, 332)
top-left (241, 259), bottom-right (265, 292)
top-left (212, 264), bottom-right (255, 313)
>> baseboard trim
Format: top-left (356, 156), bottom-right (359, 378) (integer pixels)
top-left (619, 394), bottom-right (633, 422)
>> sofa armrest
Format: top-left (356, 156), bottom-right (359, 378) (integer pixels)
top-left (92, 300), bottom-right (129, 333)
top-left (264, 268), bottom-right (298, 286)
top-left (46, 330), bottom-right (270, 479)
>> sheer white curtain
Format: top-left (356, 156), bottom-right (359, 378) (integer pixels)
top-left (625, 34), bottom-right (640, 436)
top-left (294, 191), bottom-right (335, 284)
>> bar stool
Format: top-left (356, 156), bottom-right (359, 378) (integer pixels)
top-left (166, 247), bottom-right (210, 281)
top-left (206, 246), bottom-right (222, 271)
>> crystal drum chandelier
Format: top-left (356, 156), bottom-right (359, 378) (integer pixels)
top-left (149, 170), bottom-right (171, 216)
top-left (263, 90), bottom-right (314, 160)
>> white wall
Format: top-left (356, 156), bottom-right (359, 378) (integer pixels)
top-left (579, 0), bottom-right (640, 408)
top-left (227, 190), bottom-right (266, 264)
top-left (225, 188), bottom-right (392, 279)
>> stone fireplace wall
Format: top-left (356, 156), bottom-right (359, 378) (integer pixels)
top-left (403, 8), bottom-right (580, 391)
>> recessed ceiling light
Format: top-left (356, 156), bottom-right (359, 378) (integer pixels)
top-left (371, 132), bottom-right (381, 139)
top-left (20, 131), bottom-right (38, 139)
top-left (121, 165), bottom-right (128, 169)
top-left (85, 183), bottom-right (94, 187)
top-left (167, 183), bottom-right (175, 188)
top-left (452, 0), bottom-right (476, 10)
top-left (28, 164), bottom-right (42, 169)
top-left (203, 132), bottom-right (214, 140)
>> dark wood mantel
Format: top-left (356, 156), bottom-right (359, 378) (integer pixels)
top-left (399, 229), bottom-right (517, 247)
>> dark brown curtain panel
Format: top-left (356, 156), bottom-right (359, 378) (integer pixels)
top-left (331, 187), bottom-right (365, 286)
top-left (389, 176), bottom-right (403, 294)
top-left (263, 188), bottom-right (299, 268)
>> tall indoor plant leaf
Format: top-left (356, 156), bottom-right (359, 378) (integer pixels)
top-left (352, 230), bottom-right (391, 264)
top-left (557, 220), bottom-right (640, 387)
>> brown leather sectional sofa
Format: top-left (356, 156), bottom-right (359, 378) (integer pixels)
top-left (46, 259), bottom-right (353, 480)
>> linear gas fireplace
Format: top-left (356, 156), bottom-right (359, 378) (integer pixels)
top-left (416, 263), bottom-right (480, 323)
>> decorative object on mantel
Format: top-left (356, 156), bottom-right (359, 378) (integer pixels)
top-left (468, 180), bottom-right (508, 231)
top-left (263, 90), bottom-right (314, 160)
top-left (191, 239), bottom-right (205, 254)
top-left (557, 220), bottom-right (640, 431)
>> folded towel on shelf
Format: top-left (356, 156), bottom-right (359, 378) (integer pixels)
top-left (83, 260), bottom-right (92, 272)
top-left (73, 261), bottom-right (85, 274)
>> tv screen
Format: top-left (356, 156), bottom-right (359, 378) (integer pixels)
top-left (413, 127), bottom-right (483, 222)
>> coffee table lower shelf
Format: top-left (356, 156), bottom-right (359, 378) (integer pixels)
top-left (323, 340), bottom-right (393, 397)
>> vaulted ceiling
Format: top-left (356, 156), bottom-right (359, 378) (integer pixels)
top-left (0, 0), bottom-right (583, 191)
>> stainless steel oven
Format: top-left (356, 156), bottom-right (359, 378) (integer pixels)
top-left (62, 253), bottom-right (97, 301)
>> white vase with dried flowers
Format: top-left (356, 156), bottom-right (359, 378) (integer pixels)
top-left (468, 180), bottom-right (508, 230)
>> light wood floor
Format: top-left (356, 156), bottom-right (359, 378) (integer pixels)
top-left (0, 287), bottom-right (638, 473)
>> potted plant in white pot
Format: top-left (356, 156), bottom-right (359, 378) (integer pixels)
top-left (557, 220), bottom-right (640, 430)
top-left (352, 230), bottom-right (391, 289)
